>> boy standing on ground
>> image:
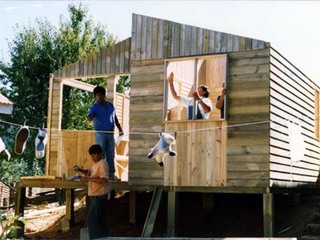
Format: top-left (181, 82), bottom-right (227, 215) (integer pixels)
top-left (76, 144), bottom-right (110, 239)
top-left (88, 86), bottom-right (123, 181)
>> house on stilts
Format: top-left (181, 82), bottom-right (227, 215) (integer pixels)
top-left (15, 13), bottom-right (320, 237)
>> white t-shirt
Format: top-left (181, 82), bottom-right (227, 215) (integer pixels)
top-left (180, 96), bottom-right (212, 119)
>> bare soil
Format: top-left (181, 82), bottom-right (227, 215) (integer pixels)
top-left (22, 191), bottom-right (320, 239)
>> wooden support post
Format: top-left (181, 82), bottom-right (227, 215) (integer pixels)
top-left (167, 190), bottom-right (177, 237)
top-left (14, 184), bottom-right (26, 238)
top-left (263, 193), bottom-right (274, 237)
top-left (141, 187), bottom-right (163, 237)
top-left (65, 189), bottom-right (75, 227)
top-left (129, 191), bottom-right (136, 224)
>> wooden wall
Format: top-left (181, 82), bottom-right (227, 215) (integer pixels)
top-left (164, 120), bottom-right (227, 187)
top-left (46, 76), bottom-right (63, 176)
top-left (49, 13), bottom-right (320, 190)
top-left (129, 59), bottom-right (165, 185)
top-left (226, 49), bottom-right (271, 188)
top-left (48, 38), bottom-right (131, 176)
top-left (50, 13), bottom-right (270, 186)
top-left (131, 13), bottom-right (267, 61)
top-left (127, 14), bottom-right (270, 187)
top-left (54, 38), bottom-right (131, 79)
top-left (269, 47), bottom-right (320, 187)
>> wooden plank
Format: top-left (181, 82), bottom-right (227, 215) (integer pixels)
top-left (263, 193), bottom-right (274, 237)
top-left (141, 187), bottom-right (163, 237)
top-left (208, 30), bottom-right (215, 53)
top-left (141, 15), bottom-right (147, 60)
top-left (270, 66), bottom-right (314, 105)
top-left (232, 35), bottom-right (239, 52)
top-left (220, 32), bottom-right (227, 52)
top-left (270, 47), bottom-right (313, 86)
top-left (202, 29), bottom-right (209, 54)
top-left (157, 19), bottom-right (164, 59)
top-left (184, 25), bottom-right (192, 56)
top-left (146, 16), bottom-right (152, 60)
top-left (164, 120), bottom-right (226, 187)
top-left (148, 18), bottom-right (157, 59)
top-left (196, 27), bottom-right (203, 55)
top-left (214, 31), bottom-right (221, 53)
top-left (172, 22), bottom-right (180, 57)
top-left (162, 19), bottom-right (169, 58)
top-left (270, 171), bottom-right (318, 182)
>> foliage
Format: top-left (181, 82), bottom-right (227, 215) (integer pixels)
top-left (116, 76), bottom-right (131, 95)
top-left (0, 212), bottom-right (25, 239)
top-left (0, 3), bottom-right (116, 185)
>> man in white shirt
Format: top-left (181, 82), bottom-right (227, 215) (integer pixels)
top-left (167, 72), bottom-right (212, 120)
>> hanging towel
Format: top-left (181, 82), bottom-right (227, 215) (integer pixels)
top-left (287, 121), bottom-right (305, 163)
top-left (0, 137), bottom-right (11, 160)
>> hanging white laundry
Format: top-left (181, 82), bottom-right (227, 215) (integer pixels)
top-left (0, 137), bottom-right (11, 160)
top-left (35, 128), bottom-right (48, 158)
top-left (287, 121), bottom-right (305, 163)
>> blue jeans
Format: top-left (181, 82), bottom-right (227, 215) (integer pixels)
top-left (87, 194), bottom-right (108, 239)
top-left (95, 132), bottom-right (115, 176)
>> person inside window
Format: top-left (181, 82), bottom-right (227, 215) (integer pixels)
top-left (215, 83), bottom-right (226, 119)
top-left (168, 72), bottom-right (212, 120)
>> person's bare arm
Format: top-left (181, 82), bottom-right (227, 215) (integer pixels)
top-left (74, 165), bottom-right (89, 176)
top-left (216, 89), bottom-right (226, 110)
top-left (115, 115), bottom-right (124, 135)
top-left (193, 91), bottom-right (211, 113)
top-left (168, 72), bottom-right (181, 101)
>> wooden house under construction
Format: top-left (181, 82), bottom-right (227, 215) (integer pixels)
top-left (16, 13), bottom-right (320, 237)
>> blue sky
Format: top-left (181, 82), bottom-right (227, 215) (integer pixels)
top-left (1, 1), bottom-right (320, 82)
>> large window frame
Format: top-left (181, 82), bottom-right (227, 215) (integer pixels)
top-left (164, 54), bottom-right (227, 121)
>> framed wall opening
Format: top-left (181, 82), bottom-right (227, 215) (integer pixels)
top-left (165, 54), bottom-right (227, 121)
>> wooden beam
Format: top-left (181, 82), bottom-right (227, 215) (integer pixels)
top-left (263, 193), bottom-right (274, 237)
top-left (14, 185), bottom-right (26, 238)
top-left (167, 190), bottom-right (177, 237)
top-left (141, 187), bottom-right (163, 237)
top-left (65, 189), bottom-right (75, 226)
top-left (61, 78), bottom-right (95, 92)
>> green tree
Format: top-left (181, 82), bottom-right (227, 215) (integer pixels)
top-left (116, 76), bottom-right (131, 95)
top-left (0, 3), bottom-right (116, 185)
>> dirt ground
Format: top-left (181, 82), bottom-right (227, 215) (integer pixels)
top-left (21, 191), bottom-right (320, 239)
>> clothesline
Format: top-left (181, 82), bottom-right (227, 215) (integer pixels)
top-left (0, 118), bottom-right (275, 136)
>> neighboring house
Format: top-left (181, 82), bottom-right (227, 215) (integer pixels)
top-left (0, 94), bottom-right (14, 208)
top-left (0, 93), bottom-right (13, 115)
top-left (22, 14), bottom-right (320, 236)
top-left (0, 181), bottom-right (14, 208)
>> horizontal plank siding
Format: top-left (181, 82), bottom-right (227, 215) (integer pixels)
top-left (226, 49), bottom-right (271, 187)
top-left (270, 47), bottom-right (320, 187)
top-left (129, 60), bottom-right (166, 186)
